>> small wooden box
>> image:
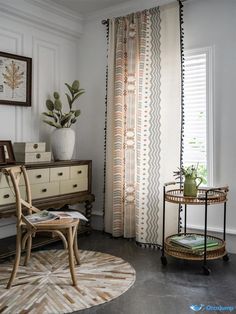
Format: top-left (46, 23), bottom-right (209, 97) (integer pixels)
top-left (13, 142), bottom-right (46, 153)
top-left (14, 152), bottom-right (52, 163)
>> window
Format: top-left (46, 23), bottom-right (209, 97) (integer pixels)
top-left (183, 47), bottom-right (214, 185)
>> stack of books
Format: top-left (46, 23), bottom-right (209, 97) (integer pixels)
top-left (170, 234), bottom-right (219, 255)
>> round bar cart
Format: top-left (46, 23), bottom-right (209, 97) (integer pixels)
top-left (161, 182), bottom-right (229, 275)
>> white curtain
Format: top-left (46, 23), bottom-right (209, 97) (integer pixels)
top-left (105, 3), bottom-right (181, 245)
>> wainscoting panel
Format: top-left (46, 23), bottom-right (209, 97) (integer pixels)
top-left (0, 6), bottom-right (79, 239)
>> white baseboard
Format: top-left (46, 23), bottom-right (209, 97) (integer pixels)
top-left (187, 224), bottom-right (236, 236)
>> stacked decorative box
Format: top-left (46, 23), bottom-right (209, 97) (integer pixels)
top-left (13, 142), bottom-right (52, 163)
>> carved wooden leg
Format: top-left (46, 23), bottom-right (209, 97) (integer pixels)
top-left (73, 224), bottom-right (80, 265)
top-left (24, 234), bottom-right (32, 266)
top-left (85, 200), bottom-right (93, 229)
top-left (67, 227), bottom-right (77, 286)
top-left (7, 227), bottom-right (22, 289)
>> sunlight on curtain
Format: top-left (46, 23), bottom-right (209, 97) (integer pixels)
top-left (105, 3), bottom-right (181, 245)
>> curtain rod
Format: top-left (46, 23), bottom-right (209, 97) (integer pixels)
top-left (101, 0), bottom-right (187, 25)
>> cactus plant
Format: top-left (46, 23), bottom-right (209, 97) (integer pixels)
top-left (42, 80), bottom-right (85, 128)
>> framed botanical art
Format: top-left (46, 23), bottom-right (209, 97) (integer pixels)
top-left (0, 51), bottom-right (32, 106)
top-left (0, 140), bottom-right (16, 164)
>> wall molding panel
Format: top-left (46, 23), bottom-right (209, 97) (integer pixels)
top-left (0, 3), bottom-right (79, 238)
top-left (33, 38), bottom-right (60, 142)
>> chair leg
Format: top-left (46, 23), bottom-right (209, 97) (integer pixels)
top-left (24, 235), bottom-right (32, 266)
top-left (67, 227), bottom-right (77, 286)
top-left (73, 225), bottom-right (80, 265)
top-left (7, 227), bottom-right (22, 289)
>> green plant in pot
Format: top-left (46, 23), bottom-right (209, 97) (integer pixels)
top-left (42, 80), bottom-right (85, 160)
top-left (174, 165), bottom-right (203, 197)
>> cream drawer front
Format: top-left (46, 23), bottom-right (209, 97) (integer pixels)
top-left (0, 187), bottom-right (25, 205)
top-left (70, 165), bottom-right (88, 181)
top-left (28, 169), bottom-right (50, 184)
top-left (19, 169), bottom-right (50, 186)
top-left (13, 142), bottom-right (46, 153)
top-left (50, 167), bottom-right (70, 181)
top-left (14, 152), bottom-right (51, 163)
top-left (31, 182), bottom-right (59, 199)
top-left (60, 179), bottom-right (88, 194)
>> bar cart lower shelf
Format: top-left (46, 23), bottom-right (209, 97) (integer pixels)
top-left (161, 182), bottom-right (229, 275)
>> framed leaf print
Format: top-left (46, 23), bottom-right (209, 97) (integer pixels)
top-left (0, 51), bottom-right (32, 106)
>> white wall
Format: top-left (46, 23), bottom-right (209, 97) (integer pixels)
top-left (76, 20), bottom-right (107, 229)
top-left (0, 0), bottom-right (82, 238)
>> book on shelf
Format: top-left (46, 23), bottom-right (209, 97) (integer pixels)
top-left (170, 234), bottom-right (219, 250)
top-left (25, 210), bottom-right (88, 224)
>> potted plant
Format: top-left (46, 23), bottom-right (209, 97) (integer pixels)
top-left (174, 165), bottom-right (203, 197)
top-left (42, 80), bottom-right (85, 160)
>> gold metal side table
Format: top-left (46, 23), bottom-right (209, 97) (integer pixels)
top-left (161, 182), bottom-right (229, 275)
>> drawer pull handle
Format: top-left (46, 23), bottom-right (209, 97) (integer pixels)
top-left (73, 184), bottom-right (78, 188)
top-left (42, 188), bottom-right (47, 193)
top-left (36, 154), bottom-right (41, 159)
top-left (58, 172), bottom-right (63, 176)
top-left (4, 194), bottom-right (10, 199)
top-left (78, 170), bottom-right (82, 174)
top-left (33, 144), bottom-right (38, 149)
top-left (36, 175), bottom-right (42, 179)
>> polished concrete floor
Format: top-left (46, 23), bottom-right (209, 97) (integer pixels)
top-left (65, 231), bottom-right (236, 314)
top-left (3, 231), bottom-right (235, 314)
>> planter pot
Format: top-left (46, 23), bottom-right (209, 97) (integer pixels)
top-left (51, 128), bottom-right (75, 161)
top-left (184, 176), bottom-right (203, 197)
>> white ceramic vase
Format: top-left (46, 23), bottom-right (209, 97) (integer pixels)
top-left (51, 128), bottom-right (75, 161)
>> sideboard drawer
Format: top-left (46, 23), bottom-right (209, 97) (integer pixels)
top-left (20, 168), bottom-right (50, 185)
top-left (31, 182), bottom-right (59, 199)
top-left (60, 179), bottom-right (88, 194)
top-left (0, 187), bottom-right (25, 205)
top-left (70, 165), bottom-right (88, 181)
top-left (0, 188), bottom-right (15, 205)
top-left (50, 167), bottom-right (70, 182)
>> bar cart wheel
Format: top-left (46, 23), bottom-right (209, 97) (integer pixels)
top-left (202, 265), bottom-right (211, 276)
top-left (161, 256), bottom-right (168, 266)
top-left (223, 254), bottom-right (229, 262)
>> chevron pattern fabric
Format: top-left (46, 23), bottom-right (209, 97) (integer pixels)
top-left (105, 4), bottom-right (181, 245)
top-left (0, 250), bottom-right (136, 313)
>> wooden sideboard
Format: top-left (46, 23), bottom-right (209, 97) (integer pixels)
top-left (0, 160), bottom-right (95, 258)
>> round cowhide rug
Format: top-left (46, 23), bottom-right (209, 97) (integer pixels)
top-left (0, 250), bottom-right (136, 313)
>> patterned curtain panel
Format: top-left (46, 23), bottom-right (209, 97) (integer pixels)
top-left (105, 3), bottom-right (181, 245)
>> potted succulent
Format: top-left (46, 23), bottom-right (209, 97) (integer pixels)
top-left (174, 165), bottom-right (203, 197)
top-left (42, 80), bottom-right (85, 160)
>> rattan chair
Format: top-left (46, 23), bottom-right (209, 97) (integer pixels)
top-left (2, 165), bottom-right (80, 289)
